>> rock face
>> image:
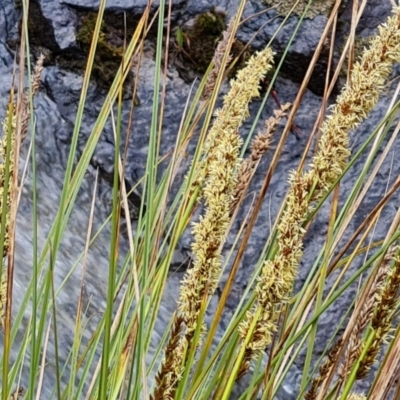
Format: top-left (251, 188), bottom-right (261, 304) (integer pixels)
top-left (0, 0), bottom-right (399, 398)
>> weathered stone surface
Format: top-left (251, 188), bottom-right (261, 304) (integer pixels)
top-left (34, 0), bottom-right (76, 49)
top-left (36, 0), bottom-right (186, 49)
top-left (64, 0), bottom-right (186, 11)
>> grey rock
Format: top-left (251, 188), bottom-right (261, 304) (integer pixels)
top-left (0, 0), bottom-right (20, 43)
top-left (184, 0), bottom-right (234, 15)
top-left (63, 0), bottom-right (185, 12)
top-left (35, 0), bottom-right (186, 50)
top-left (37, 0), bottom-right (77, 49)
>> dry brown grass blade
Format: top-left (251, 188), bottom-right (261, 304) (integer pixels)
top-left (69, 167), bottom-right (99, 394)
top-left (368, 328), bottom-right (400, 400)
top-left (120, 321), bottom-right (138, 399)
top-left (35, 319), bottom-right (52, 400)
top-left (382, 359), bottom-right (400, 399)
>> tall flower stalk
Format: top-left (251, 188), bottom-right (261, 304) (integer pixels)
top-left (237, 5), bottom-right (400, 377)
top-left (153, 47), bottom-right (274, 399)
top-left (180, 46), bottom-right (274, 341)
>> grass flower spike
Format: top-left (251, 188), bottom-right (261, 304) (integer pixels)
top-left (0, 103), bottom-right (17, 257)
top-left (238, 6), bottom-right (400, 376)
top-left (306, 248), bottom-right (397, 399)
top-left (0, 54), bottom-right (43, 257)
top-left (305, 339), bottom-right (343, 400)
top-left (153, 47), bottom-right (274, 399)
top-left (338, 250), bottom-right (394, 381)
top-left (193, 48), bottom-right (274, 196)
top-left (201, 18), bottom-right (235, 101)
top-left (179, 46), bottom-right (274, 339)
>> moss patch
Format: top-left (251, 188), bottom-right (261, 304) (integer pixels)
top-left (73, 12), bottom-right (125, 86)
top-left (171, 7), bottom-right (251, 82)
top-left (183, 8), bottom-right (226, 74)
top-left (57, 10), bottom-right (141, 101)
top-left (76, 12), bottom-right (124, 58)
top-left (262, 0), bottom-right (336, 19)
top-left (9, 2), bottom-right (142, 99)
